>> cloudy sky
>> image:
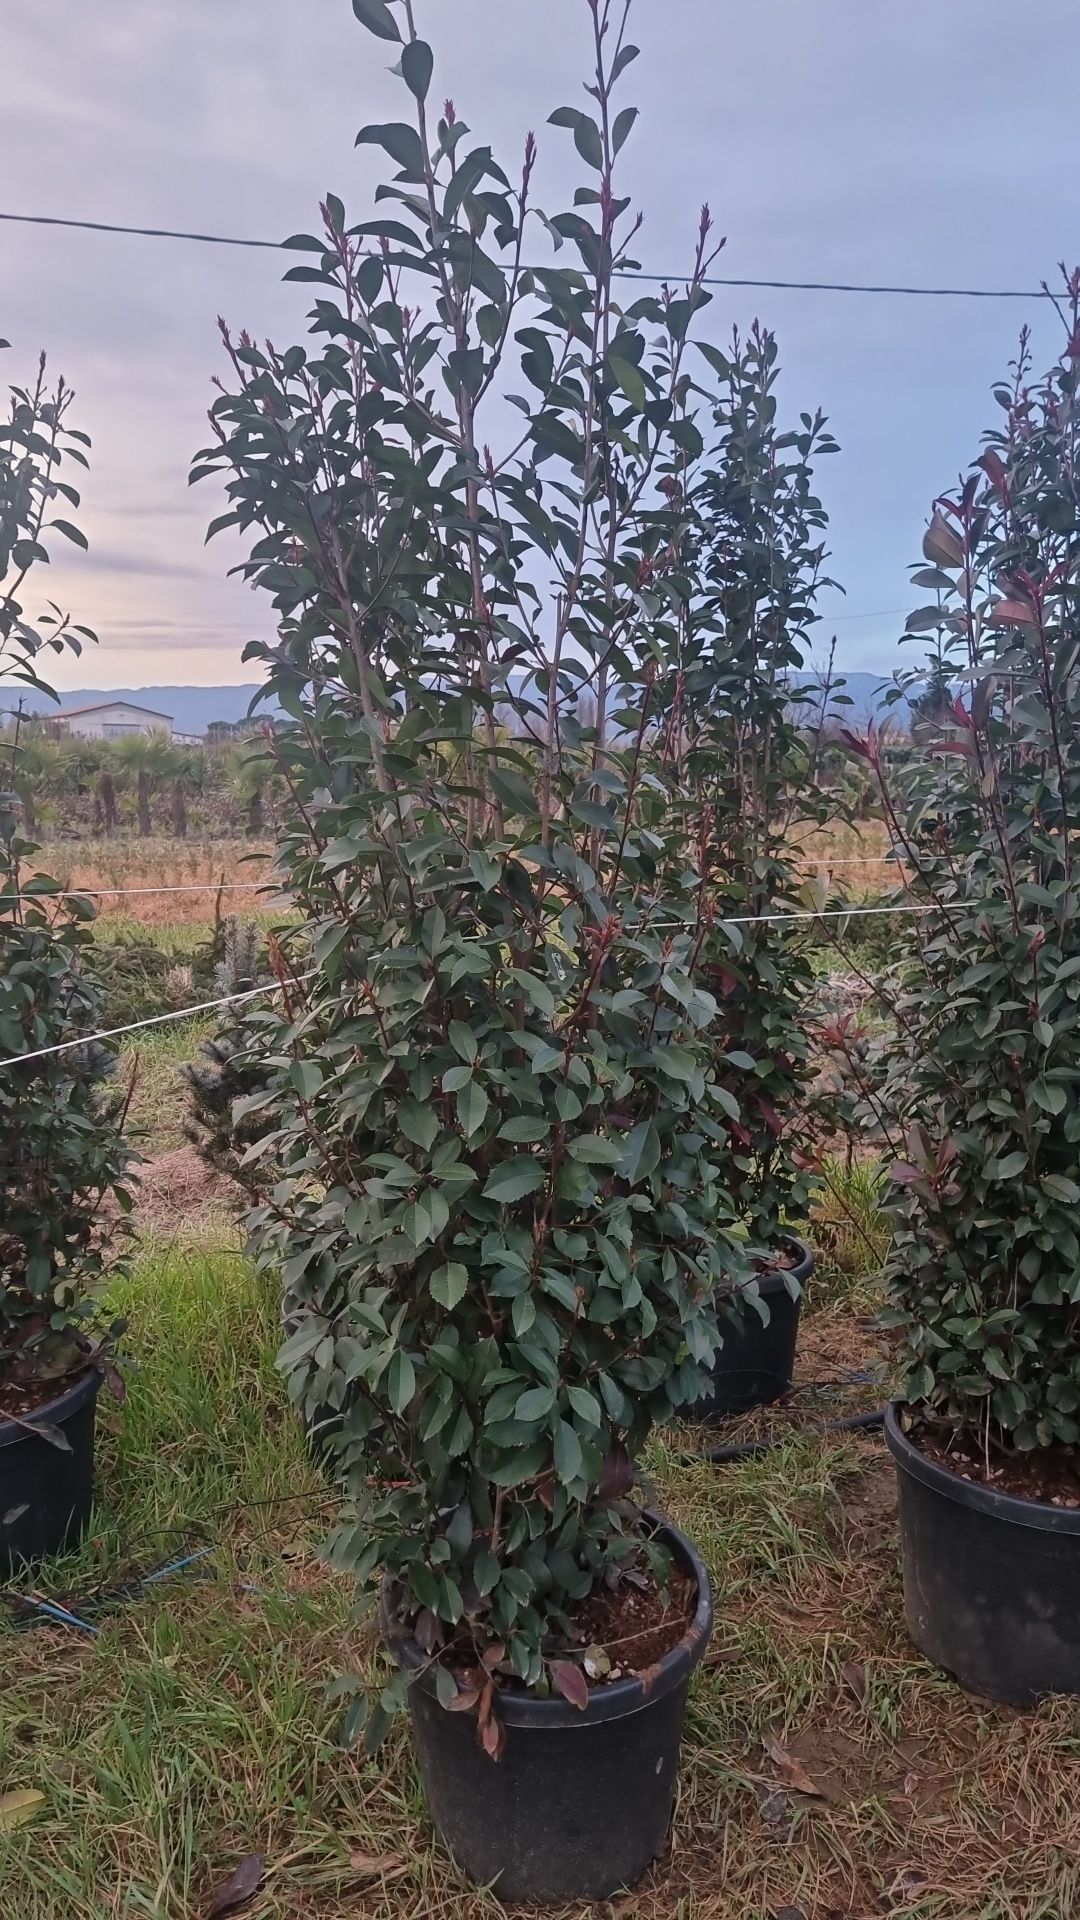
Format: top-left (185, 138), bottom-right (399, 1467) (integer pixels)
top-left (4, 0), bottom-right (1077, 692)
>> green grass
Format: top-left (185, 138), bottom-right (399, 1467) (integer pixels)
top-left (120, 1020), bottom-right (213, 1158)
top-left (2, 1242), bottom-right (1077, 1919)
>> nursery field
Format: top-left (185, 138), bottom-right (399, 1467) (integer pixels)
top-left (1, 1184), bottom-right (1078, 1920)
top-left (31, 840), bottom-right (278, 929)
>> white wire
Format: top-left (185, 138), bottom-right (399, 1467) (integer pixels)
top-left (4, 972), bottom-right (318, 1067)
top-left (0, 898), bottom-right (971, 1067)
top-left (0, 881), bottom-right (272, 905)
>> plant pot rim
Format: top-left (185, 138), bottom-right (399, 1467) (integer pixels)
top-left (744, 1233), bottom-right (814, 1297)
top-left (0, 1367), bottom-right (101, 1452)
top-left (885, 1401), bottom-right (1080, 1537)
top-left (383, 1510), bottom-right (713, 1728)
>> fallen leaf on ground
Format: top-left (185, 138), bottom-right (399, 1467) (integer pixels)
top-left (887, 1866), bottom-right (929, 1900)
top-left (204, 1853), bottom-right (265, 1917)
top-left (754, 1783), bottom-right (791, 1828)
top-left (762, 1730), bottom-right (828, 1798)
top-left (702, 1642), bottom-right (742, 1670)
top-left (841, 1658), bottom-right (867, 1699)
top-left (902, 1771), bottom-right (919, 1797)
top-left (0, 1789), bottom-right (45, 1832)
top-left (348, 1851), bottom-right (409, 1880)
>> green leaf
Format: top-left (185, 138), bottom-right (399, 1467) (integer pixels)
top-left (991, 1151), bottom-right (1028, 1181)
top-left (573, 116), bottom-right (603, 169)
top-left (498, 1116), bottom-right (551, 1144)
top-left (514, 1384), bottom-right (556, 1421)
top-left (1031, 1078), bottom-right (1067, 1116)
top-left (566, 1385), bottom-right (601, 1426)
top-left (457, 1080), bottom-right (489, 1138)
top-left (401, 38), bottom-right (433, 99)
top-left (49, 519), bottom-right (89, 550)
top-left (290, 1061), bottom-right (322, 1101)
top-left (399, 1098), bottom-right (438, 1150)
top-left (619, 1120), bottom-right (659, 1183)
top-left (1043, 1174), bottom-right (1080, 1204)
top-left (567, 1134), bottom-right (622, 1166)
top-left (387, 1350), bottom-right (416, 1413)
top-left (355, 122), bottom-right (424, 175)
top-left (607, 356), bottom-right (646, 409)
top-left (448, 1020), bottom-right (478, 1063)
top-left (351, 0), bottom-right (402, 40)
top-left (612, 106), bottom-right (638, 154)
top-left (430, 1262), bottom-right (469, 1310)
top-left (483, 1160), bottom-right (546, 1204)
top-left (553, 1419), bottom-right (583, 1484)
top-left (473, 1549), bottom-right (500, 1595)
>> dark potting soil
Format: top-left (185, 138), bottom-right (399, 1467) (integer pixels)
top-left (911, 1419), bottom-right (1080, 1509)
top-left (560, 1563), bottom-right (697, 1678)
top-left (0, 1370), bottom-right (87, 1422)
top-left (427, 1562), bottom-right (698, 1693)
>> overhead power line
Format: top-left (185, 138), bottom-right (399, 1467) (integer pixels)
top-left (0, 211), bottom-right (1053, 300)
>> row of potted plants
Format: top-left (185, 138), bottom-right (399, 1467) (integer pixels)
top-left (0, 343), bottom-right (134, 1573)
top-left (4, 0), bottom-right (1080, 1902)
top-left (188, 0), bottom-right (1080, 1899)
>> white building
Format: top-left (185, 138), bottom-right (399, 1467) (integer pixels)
top-left (54, 700), bottom-right (174, 741)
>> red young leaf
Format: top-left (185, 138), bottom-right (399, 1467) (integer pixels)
top-left (889, 1162), bottom-right (921, 1187)
top-left (549, 1659), bottom-right (590, 1710)
top-left (443, 1683), bottom-right (481, 1713)
top-left (597, 1440), bottom-right (634, 1502)
top-left (479, 1713), bottom-right (505, 1760)
top-left (205, 1854), bottom-right (265, 1918)
top-left (977, 449), bottom-right (1007, 490)
top-left (989, 598), bottom-right (1036, 625)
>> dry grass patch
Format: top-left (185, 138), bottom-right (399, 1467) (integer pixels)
top-left (32, 839), bottom-right (276, 927)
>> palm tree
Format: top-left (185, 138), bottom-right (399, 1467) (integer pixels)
top-left (166, 746), bottom-right (211, 840)
top-left (224, 739), bottom-right (274, 836)
top-left (108, 730), bottom-right (180, 836)
top-left (5, 730), bottom-right (68, 837)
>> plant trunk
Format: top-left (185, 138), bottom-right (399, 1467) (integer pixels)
top-left (99, 771), bottom-right (117, 834)
top-left (137, 769), bottom-right (152, 837)
top-left (246, 785), bottom-right (264, 835)
top-left (171, 780), bottom-right (187, 839)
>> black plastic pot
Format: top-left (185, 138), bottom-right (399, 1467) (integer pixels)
top-left (885, 1403), bottom-right (1080, 1706)
top-left (690, 1235), bottom-right (813, 1422)
top-left (383, 1517), bottom-right (713, 1903)
top-left (0, 1370), bottom-right (101, 1575)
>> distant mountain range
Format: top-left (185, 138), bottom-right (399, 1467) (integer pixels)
top-left (17, 684), bottom-right (276, 734)
top-left (16, 671), bottom-right (909, 736)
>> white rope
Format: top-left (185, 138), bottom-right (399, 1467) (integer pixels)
top-left (0, 881), bottom-right (274, 905)
top-left (0, 898), bottom-right (976, 1067)
top-left (4, 972), bottom-right (318, 1066)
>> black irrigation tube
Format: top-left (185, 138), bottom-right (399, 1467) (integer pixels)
top-left (692, 1405), bottom-right (886, 1465)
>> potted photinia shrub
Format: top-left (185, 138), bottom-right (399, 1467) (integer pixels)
top-left (0, 344), bottom-right (134, 1572)
top-left (195, 0), bottom-right (753, 1899)
top-left (840, 284), bottom-right (1080, 1705)
top-left (660, 327), bottom-right (839, 1415)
